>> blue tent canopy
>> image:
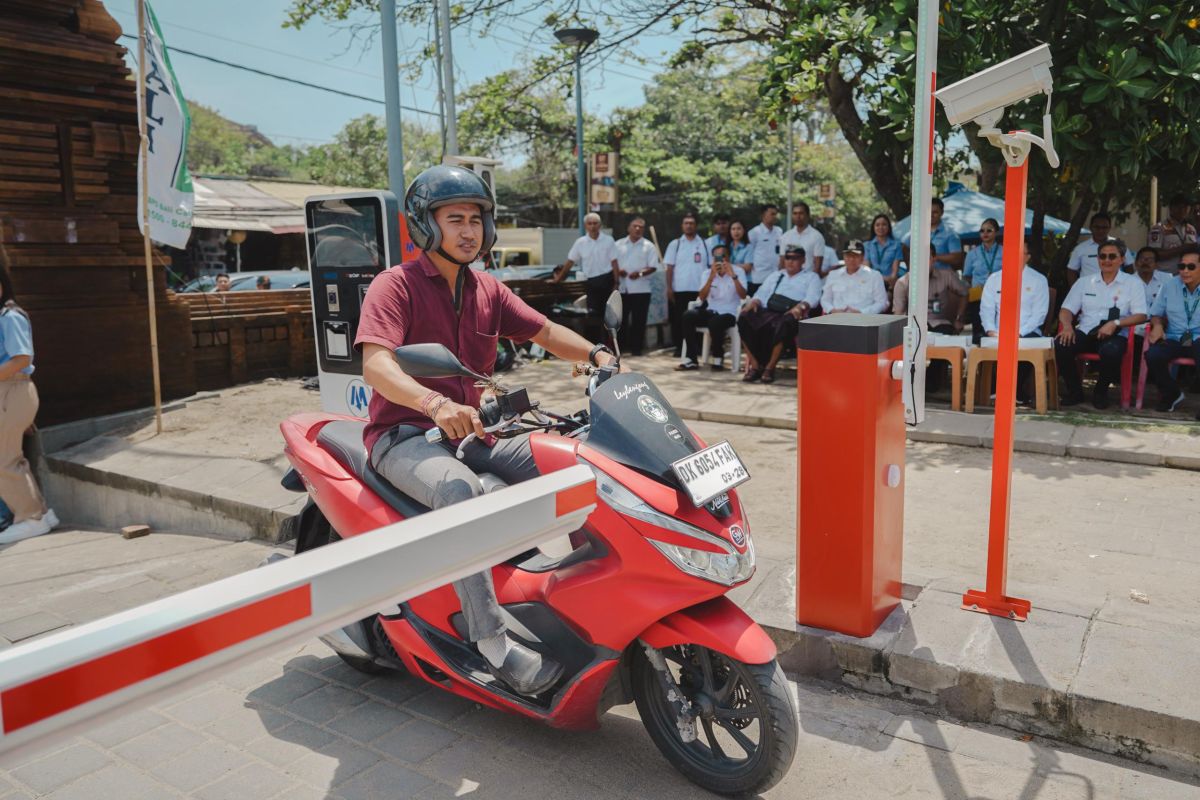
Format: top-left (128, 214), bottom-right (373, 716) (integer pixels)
top-left (893, 181), bottom-right (1079, 245)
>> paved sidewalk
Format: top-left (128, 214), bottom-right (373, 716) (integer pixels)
top-left (0, 530), bottom-right (1197, 799)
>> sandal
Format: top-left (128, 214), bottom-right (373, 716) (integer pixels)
top-left (760, 369), bottom-right (776, 384)
top-left (742, 368), bottom-right (762, 383)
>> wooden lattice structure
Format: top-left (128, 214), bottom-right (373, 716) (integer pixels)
top-left (0, 0), bottom-right (195, 425)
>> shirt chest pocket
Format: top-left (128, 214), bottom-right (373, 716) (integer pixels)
top-left (462, 326), bottom-right (499, 375)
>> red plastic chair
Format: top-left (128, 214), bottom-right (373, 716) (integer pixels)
top-left (1074, 326), bottom-right (1135, 409)
top-left (1136, 323), bottom-right (1197, 409)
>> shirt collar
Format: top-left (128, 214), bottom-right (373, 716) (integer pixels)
top-left (417, 252), bottom-right (475, 287)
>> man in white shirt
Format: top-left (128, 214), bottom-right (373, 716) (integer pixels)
top-left (779, 202), bottom-right (826, 277)
top-left (820, 240), bottom-right (888, 314)
top-left (745, 204), bottom-right (781, 295)
top-left (1147, 195), bottom-right (1197, 275)
top-left (1134, 246), bottom-right (1167, 310)
top-left (615, 217), bottom-right (660, 356)
top-left (1055, 241), bottom-right (1148, 408)
top-left (553, 212), bottom-right (618, 338)
top-left (1066, 212), bottom-right (1133, 285)
top-left (737, 246), bottom-right (821, 384)
top-left (979, 245), bottom-right (1050, 404)
top-left (678, 244), bottom-right (747, 370)
top-left (664, 212), bottom-right (711, 357)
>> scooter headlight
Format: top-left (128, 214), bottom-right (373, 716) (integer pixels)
top-left (589, 465), bottom-right (755, 586)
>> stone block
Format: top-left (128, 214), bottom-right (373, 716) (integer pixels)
top-left (1067, 427), bottom-right (1166, 466)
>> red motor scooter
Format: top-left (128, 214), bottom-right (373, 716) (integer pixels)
top-left (278, 296), bottom-right (798, 796)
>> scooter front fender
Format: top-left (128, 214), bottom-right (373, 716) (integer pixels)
top-left (638, 597), bottom-right (776, 665)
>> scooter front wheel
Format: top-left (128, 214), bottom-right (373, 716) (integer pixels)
top-left (632, 644), bottom-right (798, 796)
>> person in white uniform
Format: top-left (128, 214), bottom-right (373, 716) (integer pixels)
top-left (1066, 211), bottom-right (1133, 285)
top-left (745, 204), bottom-right (781, 295)
top-left (615, 217), bottom-right (659, 356)
top-left (737, 246), bottom-right (821, 384)
top-left (979, 245), bottom-right (1050, 404)
top-left (678, 243), bottom-right (748, 370)
top-left (779, 202), bottom-right (826, 277)
top-left (664, 212), bottom-right (711, 357)
top-left (820, 240), bottom-right (888, 314)
top-left (1055, 240), bottom-right (1148, 408)
top-left (553, 212), bottom-right (618, 338)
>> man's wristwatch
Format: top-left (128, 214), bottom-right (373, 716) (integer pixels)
top-left (589, 343), bottom-right (615, 366)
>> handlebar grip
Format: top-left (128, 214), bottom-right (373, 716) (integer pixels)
top-left (425, 428), bottom-right (444, 444)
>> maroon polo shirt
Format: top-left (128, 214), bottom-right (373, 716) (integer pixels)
top-left (355, 254), bottom-right (547, 453)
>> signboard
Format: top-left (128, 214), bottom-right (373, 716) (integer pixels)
top-left (137, 1), bottom-right (194, 249)
top-left (590, 185), bottom-right (617, 205)
top-left (591, 152), bottom-right (618, 211)
top-left (593, 152), bottom-right (618, 177)
top-left (818, 183), bottom-right (836, 201)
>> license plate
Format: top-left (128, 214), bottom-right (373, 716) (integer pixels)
top-left (670, 441), bottom-right (750, 507)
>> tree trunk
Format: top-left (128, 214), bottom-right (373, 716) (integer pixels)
top-left (822, 70), bottom-right (908, 216)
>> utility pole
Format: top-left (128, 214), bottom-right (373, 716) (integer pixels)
top-left (380, 0), bottom-right (405, 196)
top-left (554, 28), bottom-right (599, 235)
top-left (786, 115), bottom-right (795, 222)
top-left (438, 0), bottom-right (458, 155)
top-left (432, 6), bottom-right (446, 158)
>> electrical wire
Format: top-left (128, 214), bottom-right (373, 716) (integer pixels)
top-left (118, 34), bottom-right (439, 116)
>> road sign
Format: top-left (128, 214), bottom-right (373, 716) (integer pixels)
top-left (819, 183), bottom-right (836, 201)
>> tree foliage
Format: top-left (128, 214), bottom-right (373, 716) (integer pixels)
top-left (187, 104), bottom-right (306, 178)
top-left (305, 115), bottom-right (442, 188)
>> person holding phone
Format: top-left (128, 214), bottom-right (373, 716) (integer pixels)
top-left (677, 244), bottom-right (747, 371)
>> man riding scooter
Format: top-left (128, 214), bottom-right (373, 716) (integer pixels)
top-left (356, 165), bottom-right (619, 696)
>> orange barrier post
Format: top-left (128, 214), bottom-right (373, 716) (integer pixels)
top-left (962, 159), bottom-right (1033, 621)
top-left (796, 315), bottom-right (907, 637)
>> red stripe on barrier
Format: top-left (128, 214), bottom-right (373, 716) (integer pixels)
top-left (555, 482), bottom-right (594, 518)
top-left (1, 585), bottom-right (312, 734)
top-left (928, 72), bottom-right (937, 174)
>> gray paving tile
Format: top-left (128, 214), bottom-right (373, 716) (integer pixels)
top-left (372, 719), bottom-right (461, 765)
top-left (84, 709), bottom-right (169, 748)
top-left (9, 743), bottom-right (109, 794)
top-left (244, 669), bottom-right (327, 708)
top-left (147, 739), bottom-right (250, 792)
top-left (285, 683), bottom-right (368, 725)
top-left (0, 611), bottom-right (69, 642)
top-left (42, 764), bottom-right (177, 800)
top-left (319, 660), bottom-right (382, 688)
top-left (250, 721), bottom-right (335, 767)
top-left (161, 687), bottom-right (248, 727)
top-left (203, 705), bottom-right (291, 747)
top-left (112, 722), bottom-right (207, 768)
top-left (359, 676), bottom-right (427, 706)
top-left (401, 689), bottom-right (477, 723)
top-left (282, 737), bottom-right (380, 790)
top-left (337, 761), bottom-right (433, 800)
top-left (192, 763), bottom-right (298, 800)
top-left (326, 701), bottom-right (412, 744)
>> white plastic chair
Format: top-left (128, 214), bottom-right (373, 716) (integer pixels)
top-left (681, 299), bottom-right (743, 373)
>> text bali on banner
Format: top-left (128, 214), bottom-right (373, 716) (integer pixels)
top-left (137, 0), bottom-right (194, 249)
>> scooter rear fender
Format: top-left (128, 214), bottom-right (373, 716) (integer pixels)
top-left (638, 597), bottom-right (776, 665)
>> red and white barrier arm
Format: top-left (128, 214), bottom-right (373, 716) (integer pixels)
top-left (0, 466), bottom-right (595, 766)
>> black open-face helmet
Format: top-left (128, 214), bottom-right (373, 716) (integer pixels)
top-left (405, 165), bottom-right (496, 265)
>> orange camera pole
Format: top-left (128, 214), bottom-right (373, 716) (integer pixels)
top-left (962, 158), bottom-right (1033, 622)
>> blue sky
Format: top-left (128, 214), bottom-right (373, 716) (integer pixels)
top-left (113, 0), bottom-right (675, 148)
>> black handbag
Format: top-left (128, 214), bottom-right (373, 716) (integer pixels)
top-left (766, 293), bottom-right (798, 313)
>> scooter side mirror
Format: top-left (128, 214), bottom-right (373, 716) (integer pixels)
top-left (604, 290), bottom-right (623, 333)
top-left (393, 343), bottom-right (486, 381)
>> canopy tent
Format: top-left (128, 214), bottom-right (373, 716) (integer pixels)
top-left (893, 181), bottom-right (1080, 245)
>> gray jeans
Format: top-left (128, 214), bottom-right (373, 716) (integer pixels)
top-left (371, 425), bottom-right (540, 642)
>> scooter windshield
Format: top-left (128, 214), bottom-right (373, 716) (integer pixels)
top-left (585, 372), bottom-right (701, 483)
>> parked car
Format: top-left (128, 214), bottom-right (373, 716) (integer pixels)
top-left (179, 270), bottom-right (310, 292)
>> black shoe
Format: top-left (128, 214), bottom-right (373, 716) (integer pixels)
top-left (1092, 383), bottom-right (1111, 410)
top-left (1155, 391), bottom-right (1186, 413)
top-left (710, 360), bottom-right (726, 371)
top-left (1061, 391), bottom-right (1084, 407)
top-left (486, 641), bottom-right (563, 696)
top-left (675, 360), bottom-right (699, 371)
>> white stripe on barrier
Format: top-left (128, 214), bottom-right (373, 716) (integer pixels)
top-left (0, 466), bottom-right (595, 767)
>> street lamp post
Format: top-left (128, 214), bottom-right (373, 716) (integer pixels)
top-left (555, 27), bottom-right (598, 236)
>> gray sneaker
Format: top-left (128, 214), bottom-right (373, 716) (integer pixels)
top-left (0, 509), bottom-right (58, 545)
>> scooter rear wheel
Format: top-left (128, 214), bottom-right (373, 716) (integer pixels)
top-left (632, 644), bottom-right (797, 796)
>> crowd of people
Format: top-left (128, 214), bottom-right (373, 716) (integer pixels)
top-left (558, 195), bottom-right (1199, 419)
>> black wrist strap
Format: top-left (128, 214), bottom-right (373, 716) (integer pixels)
top-left (589, 343), bottom-right (614, 366)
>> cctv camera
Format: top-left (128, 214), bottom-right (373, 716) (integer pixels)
top-left (935, 44), bottom-right (1053, 128)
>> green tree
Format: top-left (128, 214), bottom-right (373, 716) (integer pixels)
top-left (188, 104), bottom-right (306, 179)
top-left (305, 116), bottom-right (442, 188)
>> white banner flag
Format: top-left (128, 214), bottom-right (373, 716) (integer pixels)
top-left (137, 0), bottom-right (194, 249)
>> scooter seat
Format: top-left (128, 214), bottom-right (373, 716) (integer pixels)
top-left (315, 420), bottom-right (508, 519)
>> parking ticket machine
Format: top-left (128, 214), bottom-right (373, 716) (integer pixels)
top-left (304, 191), bottom-right (403, 417)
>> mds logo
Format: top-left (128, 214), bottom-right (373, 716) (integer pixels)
top-left (346, 379), bottom-right (372, 417)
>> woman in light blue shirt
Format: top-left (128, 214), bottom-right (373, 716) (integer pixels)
top-left (864, 214), bottom-right (904, 288)
top-left (729, 220), bottom-right (754, 279)
top-left (0, 250), bottom-right (57, 543)
top-left (963, 218), bottom-right (1002, 344)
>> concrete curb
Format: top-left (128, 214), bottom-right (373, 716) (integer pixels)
top-left (669, 404), bottom-right (1200, 472)
top-left (764, 591), bottom-right (1200, 779)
